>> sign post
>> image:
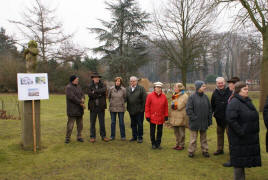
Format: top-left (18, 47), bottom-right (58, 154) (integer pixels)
top-left (17, 73), bottom-right (49, 151)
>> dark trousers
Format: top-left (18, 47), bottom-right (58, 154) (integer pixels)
top-left (234, 167), bottom-right (245, 180)
top-left (130, 112), bottom-right (144, 140)
top-left (110, 112), bottom-right (126, 138)
top-left (66, 116), bottom-right (83, 139)
top-left (150, 123), bottom-right (163, 147)
top-left (90, 111), bottom-right (106, 138)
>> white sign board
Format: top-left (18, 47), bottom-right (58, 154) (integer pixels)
top-left (17, 73), bottom-right (49, 101)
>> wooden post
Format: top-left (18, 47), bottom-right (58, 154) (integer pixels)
top-left (32, 100), bottom-right (36, 152)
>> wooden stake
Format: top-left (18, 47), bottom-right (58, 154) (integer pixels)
top-left (32, 100), bottom-right (36, 152)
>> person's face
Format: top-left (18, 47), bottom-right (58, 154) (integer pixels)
top-left (216, 80), bottom-right (225, 90)
top-left (72, 77), bottom-right (79, 85)
top-left (198, 84), bottom-right (206, 93)
top-left (228, 82), bottom-right (235, 91)
top-left (92, 77), bottom-right (100, 84)
top-left (239, 86), bottom-right (249, 98)
top-left (155, 86), bottom-right (162, 94)
top-left (174, 85), bottom-right (180, 93)
top-left (115, 79), bottom-right (121, 86)
top-left (130, 79), bottom-right (137, 87)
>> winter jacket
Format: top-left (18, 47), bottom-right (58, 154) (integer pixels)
top-left (263, 96), bottom-right (268, 152)
top-left (126, 85), bottom-right (147, 115)
top-left (108, 86), bottom-right (126, 112)
top-left (186, 92), bottom-right (212, 131)
top-left (211, 87), bottom-right (232, 127)
top-left (226, 93), bottom-right (261, 168)
top-left (65, 83), bottom-right (85, 117)
top-left (87, 80), bottom-right (107, 112)
top-left (145, 91), bottom-right (168, 125)
top-left (169, 92), bottom-right (189, 127)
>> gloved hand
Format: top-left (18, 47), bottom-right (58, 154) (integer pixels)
top-left (146, 118), bottom-right (150, 122)
top-left (208, 120), bottom-right (212, 127)
top-left (165, 116), bottom-right (168, 121)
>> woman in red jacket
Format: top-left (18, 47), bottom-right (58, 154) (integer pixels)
top-left (145, 82), bottom-right (168, 149)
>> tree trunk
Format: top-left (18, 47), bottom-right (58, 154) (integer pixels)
top-left (259, 29), bottom-right (268, 111)
top-left (181, 68), bottom-right (187, 88)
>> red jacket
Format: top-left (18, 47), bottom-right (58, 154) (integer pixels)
top-left (145, 91), bottom-right (168, 125)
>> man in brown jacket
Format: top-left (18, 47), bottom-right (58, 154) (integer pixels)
top-left (65, 75), bottom-right (85, 143)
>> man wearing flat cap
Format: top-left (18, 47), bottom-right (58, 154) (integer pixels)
top-left (87, 72), bottom-right (109, 142)
top-left (65, 75), bottom-right (85, 143)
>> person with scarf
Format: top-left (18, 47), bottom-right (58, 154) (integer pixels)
top-left (108, 77), bottom-right (126, 140)
top-left (169, 83), bottom-right (189, 150)
top-left (186, 80), bottom-right (212, 158)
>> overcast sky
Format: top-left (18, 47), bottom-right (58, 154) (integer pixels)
top-left (0, 0), bottom-right (235, 57)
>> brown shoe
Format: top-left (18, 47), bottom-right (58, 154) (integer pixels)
top-left (89, 138), bottom-right (96, 143)
top-left (102, 137), bottom-right (110, 142)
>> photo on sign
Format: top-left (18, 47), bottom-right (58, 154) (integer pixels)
top-left (20, 77), bottom-right (34, 85)
top-left (35, 76), bottom-right (46, 84)
top-left (28, 88), bottom-right (39, 97)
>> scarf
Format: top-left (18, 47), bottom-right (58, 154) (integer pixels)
top-left (171, 90), bottom-right (184, 110)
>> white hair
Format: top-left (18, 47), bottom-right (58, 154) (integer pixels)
top-left (130, 76), bottom-right (138, 81)
top-left (216, 77), bottom-right (225, 83)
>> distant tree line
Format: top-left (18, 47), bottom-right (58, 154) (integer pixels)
top-left (0, 0), bottom-right (265, 107)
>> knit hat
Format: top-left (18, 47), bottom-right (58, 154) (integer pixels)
top-left (195, 80), bottom-right (205, 91)
top-left (70, 75), bottom-right (78, 82)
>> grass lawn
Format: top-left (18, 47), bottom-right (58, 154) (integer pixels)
top-left (0, 93), bottom-right (267, 180)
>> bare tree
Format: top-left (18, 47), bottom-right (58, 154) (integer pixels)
top-left (150, 0), bottom-right (216, 87)
top-left (9, 0), bottom-right (72, 61)
top-left (215, 0), bottom-right (268, 110)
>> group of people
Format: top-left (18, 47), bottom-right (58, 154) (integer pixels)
top-left (65, 72), bottom-right (268, 180)
top-left (65, 73), bottom-right (147, 144)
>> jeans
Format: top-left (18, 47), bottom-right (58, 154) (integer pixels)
top-left (90, 111), bottom-right (106, 138)
top-left (110, 112), bottom-right (126, 138)
top-left (150, 123), bottom-right (163, 146)
top-left (130, 112), bottom-right (144, 140)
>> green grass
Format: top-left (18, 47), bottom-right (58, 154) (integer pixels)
top-left (0, 93), bottom-right (267, 180)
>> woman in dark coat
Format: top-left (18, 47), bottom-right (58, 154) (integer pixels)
top-left (263, 96), bottom-right (268, 152)
top-left (226, 81), bottom-right (261, 180)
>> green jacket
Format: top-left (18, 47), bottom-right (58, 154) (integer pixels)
top-left (126, 85), bottom-right (147, 115)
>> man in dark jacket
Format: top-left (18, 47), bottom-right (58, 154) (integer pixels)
top-left (211, 77), bottom-right (232, 155)
top-left (126, 76), bottom-right (147, 143)
top-left (222, 76), bottom-right (240, 167)
top-left (263, 96), bottom-right (268, 152)
top-left (65, 75), bottom-right (85, 143)
top-left (186, 80), bottom-right (212, 158)
top-left (88, 72), bottom-right (109, 142)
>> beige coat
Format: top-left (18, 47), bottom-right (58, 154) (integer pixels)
top-left (169, 93), bottom-right (189, 127)
top-left (108, 86), bottom-right (126, 112)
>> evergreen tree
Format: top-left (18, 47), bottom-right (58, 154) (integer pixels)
top-left (89, 0), bottom-right (150, 83)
